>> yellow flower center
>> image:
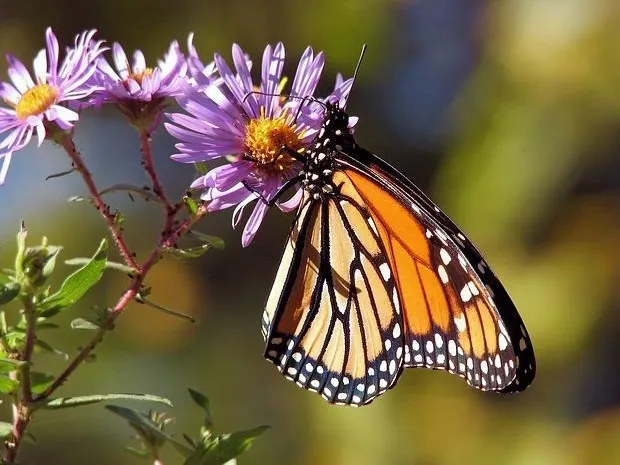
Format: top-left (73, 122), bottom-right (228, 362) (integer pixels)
top-left (15, 84), bottom-right (58, 119)
top-left (128, 68), bottom-right (153, 86)
top-left (244, 108), bottom-right (302, 172)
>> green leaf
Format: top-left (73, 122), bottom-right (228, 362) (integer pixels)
top-left (99, 183), bottom-right (162, 203)
top-left (0, 358), bottom-right (28, 373)
top-left (37, 239), bottom-right (108, 316)
top-left (0, 310), bottom-right (7, 335)
top-left (5, 331), bottom-right (24, 349)
top-left (194, 162), bottom-right (209, 176)
top-left (43, 393), bottom-right (173, 410)
top-left (45, 167), bottom-right (76, 181)
top-left (0, 421), bottom-right (13, 439)
top-left (0, 375), bottom-right (18, 394)
top-left (125, 446), bottom-right (151, 458)
top-left (162, 244), bottom-right (217, 259)
top-left (30, 371), bottom-right (55, 395)
top-left (15, 222), bottom-right (28, 275)
top-left (0, 281), bottom-right (20, 306)
top-left (188, 388), bottom-right (211, 412)
top-left (136, 295), bottom-right (196, 323)
top-left (188, 389), bottom-right (214, 431)
top-left (65, 258), bottom-right (136, 276)
top-left (183, 195), bottom-right (199, 217)
top-left (188, 231), bottom-right (225, 250)
top-left (70, 318), bottom-right (100, 331)
top-left (106, 405), bottom-right (193, 455)
top-left (187, 426), bottom-right (269, 465)
top-left (34, 339), bottom-right (68, 359)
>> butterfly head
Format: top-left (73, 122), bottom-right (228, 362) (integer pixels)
top-left (320, 101), bottom-right (354, 143)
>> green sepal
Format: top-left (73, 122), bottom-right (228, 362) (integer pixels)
top-left (37, 239), bottom-right (107, 316)
top-left (186, 425), bottom-right (270, 465)
top-left (19, 243), bottom-right (62, 288)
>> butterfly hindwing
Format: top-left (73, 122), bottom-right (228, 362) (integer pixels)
top-left (263, 185), bottom-right (405, 405)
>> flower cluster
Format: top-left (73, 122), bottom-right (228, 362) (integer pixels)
top-left (0, 28), bottom-right (355, 245)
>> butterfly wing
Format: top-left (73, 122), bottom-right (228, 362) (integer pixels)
top-left (339, 147), bottom-right (536, 392)
top-left (262, 176), bottom-right (406, 406)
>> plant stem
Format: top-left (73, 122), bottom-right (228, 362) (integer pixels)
top-left (4, 295), bottom-right (39, 463)
top-left (59, 136), bottom-right (139, 271)
top-left (139, 129), bottom-right (174, 214)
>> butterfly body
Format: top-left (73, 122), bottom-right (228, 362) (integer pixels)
top-left (262, 102), bottom-right (535, 406)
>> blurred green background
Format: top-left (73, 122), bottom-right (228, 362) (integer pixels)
top-left (2, 0), bottom-right (620, 464)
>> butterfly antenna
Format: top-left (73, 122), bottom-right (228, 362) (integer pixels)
top-left (343, 44), bottom-right (367, 107)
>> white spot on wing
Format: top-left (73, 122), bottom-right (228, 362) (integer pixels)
top-left (379, 263), bottom-right (391, 281)
top-left (468, 281), bottom-right (480, 296)
top-left (393, 323), bottom-right (401, 339)
top-left (440, 248), bottom-right (452, 265)
top-left (460, 284), bottom-right (473, 303)
top-left (448, 340), bottom-right (457, 356)
top-left (454, 313), bottom-right (467, 332)
top-left (438, 265), bottom-right (449, 284)
top-left (367, 217), bottom-right (379, 235)
top-left (499, 333), bottom-right (508, 351)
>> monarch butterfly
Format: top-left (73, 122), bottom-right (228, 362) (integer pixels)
top-left (259, 84), bottom-right (535, 408)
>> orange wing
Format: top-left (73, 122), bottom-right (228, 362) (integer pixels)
top-left (263, 174), bottom-right (405, 406)
top-left (263, 164), bottom-right (534, 405)
top-left (342, 164), bottom-right (532, 391)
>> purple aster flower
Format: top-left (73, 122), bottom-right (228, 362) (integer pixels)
top-left (0, 28), bottom-right (105, 184)
top-left (166, 43), bottom-right (354, 247)
top-left (89, 40), bottom-right (188, 127)
top-left (186, 33), bottom-right (220, 89)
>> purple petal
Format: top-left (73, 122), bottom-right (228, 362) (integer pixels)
top-left (277, 187), bottom-right (303, 212)
top-left (45, 27), bottom-right (60, 81)
top-left (6, 55), bottom-right (35, 94)
top-left (241, 200), bottom-right (268, 247)
top-left (260, 43), bottom-right (285, 118)
top-left (112, 43), bottom-right (131, 79)
top-left (0, 152), bottom-right (12, 185)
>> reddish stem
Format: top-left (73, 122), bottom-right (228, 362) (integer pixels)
top-left (59, 136), bottom-right (139, 270)
top-left (140, 129), bottom-right (174, 213)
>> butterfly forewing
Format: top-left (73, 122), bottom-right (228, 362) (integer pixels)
top-left (342, 155), bottom-right (534, 391)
